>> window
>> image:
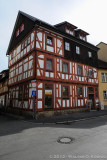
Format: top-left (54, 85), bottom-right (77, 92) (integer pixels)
top-left (66, 27), bottom-right (74, 35)
top-left (79, 35), bottom-right (86, 41)
top-left (46, 58), bottom-right (53, 71)
top-left (45, 83), bottom-right (53, 108)
top-left (47, 36), bottom-right (53, 45)
top-left (25, 40), bottom-right (27, 47)
top-left (20, 24), bottom-right (24, 32)
top-left (24, 84), bottom-right (29, 100)
top-left (88, 87), bottom-right (94, 93)
top-left (62, 85), bottom-right (69, 99)
top-left (103, 91), bottom-right (107, 100)
top-left (77, 65), bottom-right (83, 76)
top-left (16, 29), bottom-right (19, 37)
top-left (76, 46), bottom-right (80, 54)
top-left (65, 42), bottom-right (70, 51)
top-left (88, 69), bottom-right (93, 78)
top-left (88, 51), bottom-right (92, 58)
top-left (21, 42), bottom-right (24, 50)
top-left (101, 73), bottom-right (107, 82)
top-left (19, 85), bottom-right (23, 100)
top-left (77, 87), bottom-right (83, 98)
top-left (63, 62), bottom-right (69, 74)
top-left (19, 84), bottom-right (29, 101)
top-left (28, 37), bottom-right (31, 45)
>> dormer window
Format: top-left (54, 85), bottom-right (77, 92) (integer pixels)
top-left (66, 26), bottom-right (74, 36)
top-left (47, 36), bottom-right (53, 46)
top-left (79, 35), bottom-right (86, 41)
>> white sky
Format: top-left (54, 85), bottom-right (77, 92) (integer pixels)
top-left (0, 0), bottom-right (107, 72)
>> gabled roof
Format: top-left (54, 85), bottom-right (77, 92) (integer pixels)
top-left (75, 29), bottom-right (89, 35)
top-left (6, 11), bottom-right (99, 55)
top-left (54, 21), bottom-right (77, 29)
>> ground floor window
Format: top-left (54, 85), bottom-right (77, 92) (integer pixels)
top-left (77, 87), bottom-right (83, 98)
top-left (18, 83), bottom-right (29, 101)
top-left (62, 85), bottom-right (69, 99)
top-left (103, 91), bottom-right (107, 100)
top-left (44, 83), bottom-right (53, 108)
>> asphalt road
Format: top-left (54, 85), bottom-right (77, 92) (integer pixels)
top-left (0, 115), bottom-right (107, 160)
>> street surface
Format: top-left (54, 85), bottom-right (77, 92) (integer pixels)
top-left (0, 115), bottom-right (107, 160)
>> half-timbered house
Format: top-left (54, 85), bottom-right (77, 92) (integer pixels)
top-left (0, 69), bottom-right (9, 110)
top-left (6, 11), bottom-right (99, 116)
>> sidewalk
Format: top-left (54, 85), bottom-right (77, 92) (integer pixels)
top-left (1, 109), bottom-right (107, 124)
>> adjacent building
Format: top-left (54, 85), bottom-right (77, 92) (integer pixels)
top-left (97, 42), bottom-right (107, 62)
top-left (6, 11), bottom-right (99, 116)
top-left (0, 69), bottom-right (9, 109)
top-left (97, 42), bottom-right (107, 109)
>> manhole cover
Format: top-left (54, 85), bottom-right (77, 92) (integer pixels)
top-left (57, 136), bottom-right (74, 144)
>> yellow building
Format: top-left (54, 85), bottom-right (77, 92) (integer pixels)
top-left (97, 56), bottom-right (107, 109)
top-left (97, 42), bottom-right (107, 62)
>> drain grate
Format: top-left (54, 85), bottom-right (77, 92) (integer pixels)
top-left (57, 136), bottom-right (75, 144)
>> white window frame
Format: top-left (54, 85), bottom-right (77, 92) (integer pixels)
top-left (65, 42), bottom-right (70, 51)
top-left (101, 73), bottom-right (107, 82)
top-left (88, 51), bottom-right (92, 58)
top-left (76, 46), bottom-right (80, 54)
top-left (103, 91), bottom-right (107, 100)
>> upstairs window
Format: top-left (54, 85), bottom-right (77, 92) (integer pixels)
top-left (88, 51), bottom-right (92, 58)
top-left (63, 62), bottom-right (69, 74)
top-left (88, 68), bottom-right (93, 78)
top-left (62, 85), bottom-right (69, 99)
top-left (79, 35), bottom-right (86, 41)
top-left (77, 65), bottom-right (83, 76)
top-left (16, 29), bottom-right (19, 37)
top-left (65, 42), bottom-right (70, 51)
top-left (46, 58), bottom-right (53, 71)
top-left (76, 46), bottom-right (80, 54)
top-left (66, 27), bottom-right (74, 35)
top-left (77, 87), bottom-right (83, 98)
top-left (103, 91), bottom-right (107, 100)
top-left (16, 23), bottom-right (24, 37)
top-left (20, 24), bottom-right (24, 32)
top-left (101, 73), bottom-right (107, 82)
top-left (47, 36), bottom-right (53, 45)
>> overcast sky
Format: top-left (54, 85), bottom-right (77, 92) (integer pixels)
top-left (0, 0), bottom-right (107, 72)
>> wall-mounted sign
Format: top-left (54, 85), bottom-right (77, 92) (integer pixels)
top-left (32, 90), bottom-right (36, 96)
top-left (45, 90), bottom-right (52, 95)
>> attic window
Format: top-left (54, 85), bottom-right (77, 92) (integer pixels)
top-left (79, 35), bottom-right (86, 41)
top-left (16, 23), bottom-right (24, 37)
top-left (66, 27), bottom-right (74, 36)
top-left (20, 24), bottom-right (24, 32)
top-left (16, 29), bottom-right (19, 37)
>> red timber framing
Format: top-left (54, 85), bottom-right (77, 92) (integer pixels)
top-left (36, 52), bottom-right (98, 85)
top-left (9, 30), bottom-right (35, 67)
top-left (35, 80), bottom-right (99, 111)
top-left (8, 25), bottom-right (99, 112)
top-left (36, 28), bottom-right (64, 57)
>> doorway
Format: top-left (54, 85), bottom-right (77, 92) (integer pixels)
top-left (44, 83), bottom-right (53, 109)
top-left (89, 94), bottom-right (95, 110)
